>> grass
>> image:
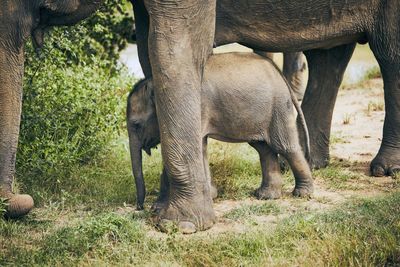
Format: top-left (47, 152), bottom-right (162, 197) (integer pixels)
top-left (363, 65), bottom-right (382, 80)
top-left (366, 100), bottom-right (385, 116)
top-left (1, 192), bottom-right (400, 266)
top-left (330, 132), bottom-right (349, 145)
top-left (342, 113), bottom-right (353, 125)
top-left (312, 158), bottom-right (365, 190)
top-left (2, 134), bottom-right (400, 266)
top-left (224, 202), bottom-right (282, 221)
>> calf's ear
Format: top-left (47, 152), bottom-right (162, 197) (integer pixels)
top-left (147, 81), bottom-right (155, 101)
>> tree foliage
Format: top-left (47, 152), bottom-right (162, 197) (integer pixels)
top-left (17, 0), bottom-right (135, 197)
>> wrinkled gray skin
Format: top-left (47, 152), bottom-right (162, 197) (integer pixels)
top-left (127, 52), bottom-right (313, 213)
top-left (254, 51), bottom-right (307, 101)
top-left (0, 0), bottom-right (102, 218)
top-left (133, 0), bottom-right (400, 233)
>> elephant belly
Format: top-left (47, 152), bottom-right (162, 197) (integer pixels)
top-left (204, 111), bottom-right (271, 144)
top-left (215, 0), bottom-right (374, 51)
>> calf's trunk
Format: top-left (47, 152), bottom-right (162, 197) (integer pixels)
top-left (128, 131), bottom-right (145, 210)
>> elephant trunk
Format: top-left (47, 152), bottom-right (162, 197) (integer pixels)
top-left (128, 130), bottom-right (145, 210)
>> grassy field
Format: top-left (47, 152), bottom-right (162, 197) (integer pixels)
top-left (1, 47), bottom-right (399, 266)
top-left (1, 136), bottom-right (399, 266)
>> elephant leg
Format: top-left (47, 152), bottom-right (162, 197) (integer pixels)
top-left (283, 52), bottom-right (307, 101)
top-left (145, 0), bottom-right (216, 233)
top-left (131, 0), bottom-right (152, 78)
top-left (0, 47), bottom-right (34, 218)
top-left (302, 43), bottom-right (356, 169)
top-left (283, 151), bottom-right (314, 198)
top-left (203, 138), bottom-right (217, 199)
top-left (151, 168), bottom-right (169, 213)
top-left (249, 142), bottom-right (282, 200)
top-left (368, 20), bottom-right (400, 176)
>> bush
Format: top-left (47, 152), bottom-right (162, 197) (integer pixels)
top-left (16, 0), bottom-right (135, 200)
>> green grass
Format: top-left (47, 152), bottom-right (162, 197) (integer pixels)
top-left (224, 202), bottom-right (282, 221)
top-left (366, 100), bottom-right (385, 116)
top-left (3, 135), bottom-right (400, 266)
top-left (1, 192), bottom-right (400, 266)
top-left (363, 66), bottom-right (382, 80)
top-left (330, 132), bottom-right (349, 145)
top-left (312, 159), bottom-right (364, 190)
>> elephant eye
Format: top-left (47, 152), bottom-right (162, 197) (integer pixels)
top-left (130, 121), bottom-right (141, 129)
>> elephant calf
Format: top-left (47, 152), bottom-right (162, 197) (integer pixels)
top-left (127, 52), bottom-right (313, 210)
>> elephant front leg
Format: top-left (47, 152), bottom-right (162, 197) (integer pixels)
top-left (145, 0), bottom-right (216, 233)
top-left (369, 41), bottom-right (400, 176)
top-left (370, 70), bottom-right (400, 176)
top-left (151, 168), bottom-right (169, 213)
top-left (302, 44), bottom-right (356, 169)
top-left (0, 47), bottom-right (34, 218)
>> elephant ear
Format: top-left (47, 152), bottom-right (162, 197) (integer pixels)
top-left (146, 80), bottom-right (155, 102)
top-left (43, 0), bottom-right (80, 14)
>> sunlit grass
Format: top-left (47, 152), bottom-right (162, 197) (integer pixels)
top-left (2, 133), bottom-right (399, 266)
top-left (2, 192), bottom-right (400, 266)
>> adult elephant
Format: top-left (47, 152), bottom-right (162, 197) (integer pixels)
top-left (133, 0), bottom-right (400, 233)
top-left (0, 0), bottom-right (102, 218)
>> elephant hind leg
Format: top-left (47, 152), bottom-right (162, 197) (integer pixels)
top-left (368, 17), bottom-right (400, 177)
top-left (267, 119), bottom-right (313, 198)
top-left (283, 151), bottom-right (314, 198)
top-left (249, 142), bottom-right (282, 200)
top-left (302, 44), bottom-right (356, 169)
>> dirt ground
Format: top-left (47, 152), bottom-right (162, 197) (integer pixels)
top-left (331, 79), bottom-right (384, 162)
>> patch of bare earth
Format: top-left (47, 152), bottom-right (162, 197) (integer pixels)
top-left (331, 79), bottom-right (384, 162)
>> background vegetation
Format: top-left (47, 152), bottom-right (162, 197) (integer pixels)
top-left (17, 0), bottom-right (135, 204)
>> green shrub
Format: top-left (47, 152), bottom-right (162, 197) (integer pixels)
top-left (16, 0), bottom-right (135, 199)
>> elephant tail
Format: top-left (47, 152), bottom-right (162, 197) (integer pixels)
top-left (274, 63), bottom-right (310, 163)
top-left (265, 56), bottom-right (311, 163)
top-left (289, 86), bottom-right (311, 163)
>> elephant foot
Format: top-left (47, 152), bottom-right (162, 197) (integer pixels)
top-left (371, 148), bottom-right (400, 177)
top-left (254, 186), bottom-right (282, 200)
top-left (151, 197), bottom-right (168, 213)
top-left (292, 184), bottom-right (314, 198)
top-left (310, 152), bottom-right (329, 170)
top-left (1, 191), bottom-right (34, 219)
top-left (153, 196), bottom-right (216, 234)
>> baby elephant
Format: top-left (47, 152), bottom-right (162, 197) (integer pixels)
top-left (127, 52), bottom-right (313, 210)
